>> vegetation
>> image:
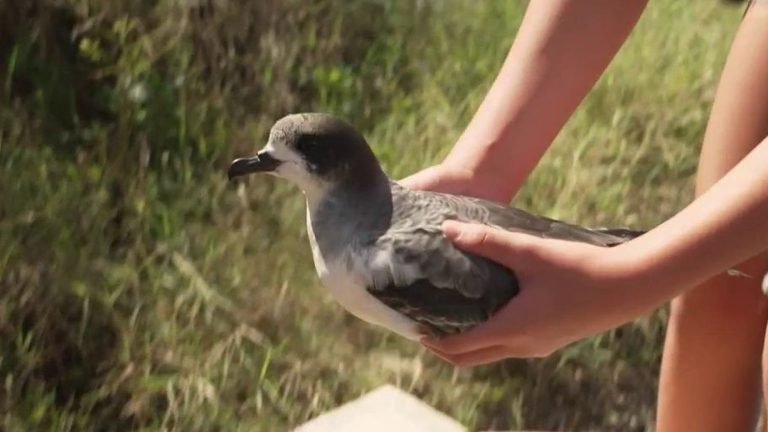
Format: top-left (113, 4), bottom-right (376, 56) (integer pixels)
top-left (0, 1), bottom-right (745, 430)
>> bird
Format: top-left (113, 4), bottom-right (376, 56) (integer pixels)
top-left (228, 113), bottom-right (643, 340)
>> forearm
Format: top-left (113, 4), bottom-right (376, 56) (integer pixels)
top-left (626, 138), bottom-right (768, 297)
top-left (624, 4), bottom-right (768, 301)
top-left (445, 0), bottom-right (648, 201)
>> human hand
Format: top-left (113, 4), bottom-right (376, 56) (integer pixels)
top-left (422, 221), bottom-right (666, 367)
top-left (399, 162), bottom-right (512, 203)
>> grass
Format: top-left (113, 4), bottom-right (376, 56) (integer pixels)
top-left (0, 0), bottom-right (745, 430)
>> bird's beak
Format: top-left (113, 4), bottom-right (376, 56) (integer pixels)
top-left (228, 151), bottom-right (282, 180)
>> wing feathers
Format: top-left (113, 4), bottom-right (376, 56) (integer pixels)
top-left (362, 183), bottom-right (641, 335)
top-left (363, 227), bottom-right (518, 335)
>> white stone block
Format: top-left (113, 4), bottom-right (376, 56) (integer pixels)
top-left (294, 384), bottom-right (466, 432)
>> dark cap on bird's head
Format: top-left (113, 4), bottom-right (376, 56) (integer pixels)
top-left (228, 113), bottom-right (386, 193)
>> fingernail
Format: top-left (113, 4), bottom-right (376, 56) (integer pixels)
top-left (421, 337), bottom-right (444, 350)
top-left (441, 220), bottom-right (462, 240)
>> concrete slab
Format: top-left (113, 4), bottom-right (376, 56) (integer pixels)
top-left (294, 384), bottom-right (466, 432)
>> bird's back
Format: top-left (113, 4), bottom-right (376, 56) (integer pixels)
top-left (390, 182), bottom-right (641, 246)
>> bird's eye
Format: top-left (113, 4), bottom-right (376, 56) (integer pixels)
top-left (295, 135), bottom-right (315, 154)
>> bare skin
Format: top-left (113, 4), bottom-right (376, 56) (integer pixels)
top-left (422, 133), bottom-right (768, 355)
top-left (402, 1), bottom-right (768, 430)
top-left (404, 0), bottom-right (649, 202)
top-left (656, 6), bottom-right (768, 432)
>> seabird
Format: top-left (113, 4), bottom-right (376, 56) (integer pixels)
top-left (228, 113), bottom-right (643, 340)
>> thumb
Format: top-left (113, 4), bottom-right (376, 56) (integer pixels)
top-left (422, 290), bottom-right (536, 355)
top-left (442, 221), bottom-right (538, 269)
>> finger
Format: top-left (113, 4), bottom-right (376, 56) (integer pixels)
top-left (441, 221), bottom-right (536, 269)
top-left (424, 283), bottom-right (548, 355)
top-left (422, 345), bottom-right (459, 364)
top-left (429, 337), bottom-right (558, 364)
top-left (433, 338), bottom-right (558, 364)
top-left (447, 345), bottom-right (512, 367)
top-left (397, 174), bottom-right (425, 189)
top-left (398, 167), bottom-right (441, 190)
top-left (421, 318), bottom-right (508, 354)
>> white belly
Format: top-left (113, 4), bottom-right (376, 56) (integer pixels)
top-left (306, 214), bottom-right (422, 340)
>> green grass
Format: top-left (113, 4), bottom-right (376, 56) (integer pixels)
top-left (0, 1), bottom-right (745, 430)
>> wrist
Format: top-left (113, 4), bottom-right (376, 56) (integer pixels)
top-left (442, 150), bottom-right (517, 203)
top-left (605, 239), bottom-right (685, 306)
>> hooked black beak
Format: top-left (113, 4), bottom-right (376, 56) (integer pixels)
top-left (228, 152), bottom-right (282, 180)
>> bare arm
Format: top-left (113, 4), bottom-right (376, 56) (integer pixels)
top-left (423, 136), bottom-right (768, 366)
top-left (421, 4), bottom-right (768, 366)
top-left (405, 0), bottom-right (648, 202)
top-left (634, 3), bottom-right (768, 292)
top-left (655, 5), bottom-right (768, 429)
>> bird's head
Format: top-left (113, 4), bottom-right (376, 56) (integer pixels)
top-left (228, 113), bottom-right (385, 199)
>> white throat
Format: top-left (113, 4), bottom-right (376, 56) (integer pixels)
top-left (260, 141), bottom-right (331, 212)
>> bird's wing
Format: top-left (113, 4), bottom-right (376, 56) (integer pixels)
top-left (473, 198), bottom-right (638, 246)
top-left (391, 182), bottom-right (643, 246)
top-left (360, 183), bottom-right (642, 336)
top-left (360, 225), bottom-right (518, 336)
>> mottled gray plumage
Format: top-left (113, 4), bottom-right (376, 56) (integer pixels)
top-left (229, 113), bottom-right (643, 339)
